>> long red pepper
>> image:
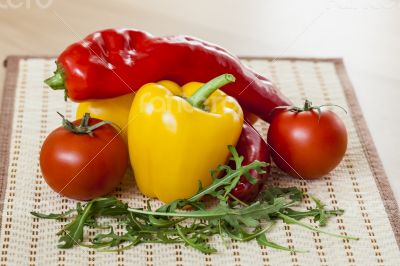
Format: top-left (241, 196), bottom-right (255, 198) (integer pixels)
top-left (45, 29), bottom-right (291, 122)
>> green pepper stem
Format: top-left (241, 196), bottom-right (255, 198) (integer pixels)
top-left (44, 67), bottom-right (65, 90)
top-left (45, 62), bottom-right (68, 101)
top-left (186, 74), bottom-right (235, 109)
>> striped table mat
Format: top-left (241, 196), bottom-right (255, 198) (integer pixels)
top-left (0, 56), bottom-right (399, 266)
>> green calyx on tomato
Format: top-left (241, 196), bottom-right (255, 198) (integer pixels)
top-left (58, 112), bottom-right (111, 136)
top-left (270, 99), bottom-right (347, 122)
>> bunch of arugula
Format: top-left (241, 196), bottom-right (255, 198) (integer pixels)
top-left (32, 146), bottom-right (358, 253)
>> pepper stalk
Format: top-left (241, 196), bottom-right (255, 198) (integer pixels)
top-left (45, 63), bottom-right (68, 100)
top-left (187, 74), bottom-right (236, 109)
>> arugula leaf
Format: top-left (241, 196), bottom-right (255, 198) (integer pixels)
top-left (176, 225), bottom-right (217, 254)
top-left (310, 195), bottom-right (327, 226)
top-left (58, 201), bottom-right (94, 248)
top-left (282, 208), bottom-right (343, 224)
top-left (256, 233), bottom-right (307, 253)
top-left (31, 209), bottom-right (75, 219)
top-left (261, 187), bottom-right (303, 203)
top-left (277, 212), bottom-right (359, 240)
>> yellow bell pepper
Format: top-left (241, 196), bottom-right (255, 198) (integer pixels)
top-left (128, 74), bottom-right (244, 203)
top-left (76, 93), bottom-right (135, 142)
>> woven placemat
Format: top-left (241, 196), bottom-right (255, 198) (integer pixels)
top-left (0, 56), bottom-right (399, 266)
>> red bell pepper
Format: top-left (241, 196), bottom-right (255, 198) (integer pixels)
top-left (45, 29), bottom-right (291, 122)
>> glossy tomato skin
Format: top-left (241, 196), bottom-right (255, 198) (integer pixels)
top-left (267, 109), bottom-right (347, 179)
top-left (40, 118), bottom-right (129, 200)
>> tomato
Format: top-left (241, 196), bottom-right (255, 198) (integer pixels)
top-left (267, 100), bottom-right (347, 179)
top-left (40, 113), bottom-right (129, 200)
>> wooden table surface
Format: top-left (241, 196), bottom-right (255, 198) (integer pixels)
top-left (1, 0), bottom-right (399, 202)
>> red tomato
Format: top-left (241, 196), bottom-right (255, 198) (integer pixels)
top-left (267, 102), bottom-right (347, 179)
top-left (40, 114), bottom-right (129, 200)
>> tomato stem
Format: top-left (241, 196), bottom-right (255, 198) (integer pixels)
top-left (303, 100), bottom-right (313, 111)
top-left (57, 112), bottom-right (111, 136)
top-left (80, 113), bottom-right (91, 127)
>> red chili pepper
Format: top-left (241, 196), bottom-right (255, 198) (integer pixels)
top-left (230, 121), bottom-right (270, 202)
top-left (45, 29), bottom-right (291, 122)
